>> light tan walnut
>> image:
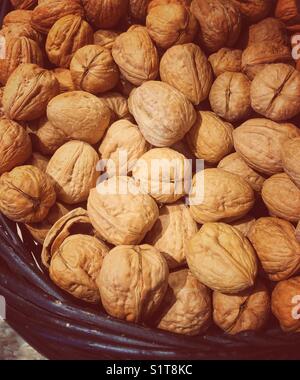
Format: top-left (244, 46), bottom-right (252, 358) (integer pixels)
top-left (187, 222), bottom-right (258, 294)
top-left (282, 137), bottom-right (300, 189)
top-left (209, 48), bottom-right (242, 77)
top-left (3, 10), bottom-right (32, 26)
top-left (97, 244), bottom-right (169, 322)
top-left (231, 0), bottom-right (272, 22)
top-left (94, 30), bottom-right (120, 50)
top-left (52, 69), bottom-right (76, 94)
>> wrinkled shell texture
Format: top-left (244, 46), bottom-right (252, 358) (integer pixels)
top-left (26, 152), bottom-right (49, 173)
top-left (282, 137), bottom-right (300, 189)
top-left (10, 0), bottom-right (37, 9)
top-left (50, 234), bottom-right (109, 303)
top-left (248, 17), bottom-right (289, 46)
top-left (98, 92), bottom-right (131, 122)
top-left (187, 223), bottom-right (258, 294)
top-left (52, 68), bottom-right (76, 94)
top-left (3, 9), bottom-right (33, 25)
top-left (129, 0), bottom-right (150, 21)
top-left (209, 48), bottom-right (242, 77)
top-left (155, 269), bottom-right (212, 335)
top-left (94, 29), bottom-right (119, 50)
top-left (230, 215), bottom-right (256, 237)
top-left (0, 23), bottom-right (42, 45)
top-left (275, 0), bottom-right (300, 32)
top-left (97, 244), bottom-right (169, 322)
top-left (145, 202), bottom-right (198, 269)
top-left (231, 0), bottom-right (272, 22)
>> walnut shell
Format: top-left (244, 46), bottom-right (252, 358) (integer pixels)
top-left (272, 276), bottom-right (300, 332)
top-left (248, 17), bottom-right (289, 46)
top-left (50, 234), bottom-right (109, 303)
top-left (99, 120), bottom-right (149, 177)
top-left (10, 0), bottom-right (37, 9)
top-left (3, 64), bottom-right (59, 122)
top-left (187, 222), bottom-right (258, 294)
top-left (0, 165), bottom-right (56, 223)
top-left (190, 0), bottom-right (241, 53)
top-left (189, 168), bottom-right (255, 224)
top-left (94, 29), bottom-right (119, 50)
top-left (0, 118), bottom-right (32, 174)
top-left (282, 137), bottom-right (300, 189)
top-left (70, 45), bottom-right (119, 94)
top-left (248, 217), bottom-right (300, 281)
top-left (46, 15), bottom-right (94, 68)
top-left (31, 0), bottom-right (84, 34)
top-left (97, 244), bottom-right (169, 322)
top-left (0, 88), bottom-right (4, 118)
top-left (98, 92), bottom-right (131, 122)
top-left (128, 81), bottom-right (196, 147)
top-left (129, 0), bottom-right (150, 21)
top-left (0, 23), bottom-right (42, 45)
top-left (155, 269), bottom-right (211, 335)
top-left (262, 173), bottom-right (300, 222)
top-left (213, 279), bottom-right (270, 334)
top-left (52, 68), bottom-right (76, 94)
top-left (230, 214), bottom-right (256, 237)
top-left (46, 141), bottom-right (99, 205)
top-left (87, 176), bottom-right (159, 245)
top-left (146, 3), bottom-right (197, 49)
top-left (26, 151), bottom-right (49, 172)
top-left (160, 43), bottom-right (213, 105)
top-left (208, 48), bottom-right (242, 77)
top-left (82, 0), bottom-right (128, 29)
top-left (218, 153), bottom-right (265, 193)
top-left (209, 72), bottom-right (251, 123)
top-left (275, 0), bottom-right (300, 32)
top-left (3, 10), bottom-right (32, 26)
top-left (47, 91), bottom-right (111, 145)
top-left (250, 64), bottom-right (300, 122)
top-left (231, 0), bottom-right (272, 22)
top-left (148, 0), bottom-right (192, 12)
top-left (112, 26), bottom-right (159, 86)
top-left (145, 202), bottom-right (198, 269)
top-left (186, 111), bottom-right (233, 164)
top-left (233, 119), bottom-right (300, 176)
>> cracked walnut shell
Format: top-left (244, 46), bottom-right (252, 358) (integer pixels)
top-left (97, 244), bottom-right (169, 322)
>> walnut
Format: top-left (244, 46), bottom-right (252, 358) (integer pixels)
top-left (248, 217), bottom-right (300, 281)
top-left (275, 0), bottom-right (300, 32)
top-left (145, 202), bottom-right (198, 269)
top-left (231, 0), bottom-right (272, 23)
top-left (0, 118), bottom-right (32, 174)
top-left (10, 0), bottom-right (37, 9)
top-left (52, 68), bottom-right (76, 94)
top-left (129, 0), bottom-right (151, 21)
top-left (146, 3), bottom-right (197, 49)
top-left (0, 165), bottom-right (56, 223)
top-left (46, 141), bottom-right (99, 205)
top-left (251, 64), bottom-right (300, 122)
top-left (132, 148), bottom-right (190, 203)
top-left (26, 151), bottom-right (49, 172)
top-left (218, 153), bottom-right (265, 193)
top-left (98, 92), bottom-right (132, 122)
top-left (94, 30), bottom-right (120, 50)
top-left (154, 269), bottom-right (211, 335)
top-left (189, 168), bottom-right (255, 224)
top-left (186, 111), bottom-right (233, 164)
top-left (0, 22), bottom-right (43, 46)
top-left (70, 45), bottom-right (119, 95)
top-left (208, 48), bottom-right (242, 77)
top-left (99, 120), bottom-right (149, 177)
top-left (282, 137), bottom-right (300, 189)
top-left (262, 173), bottom-right (300, 223)
top-left (3, 10), bottom-right (33, 26)
top-left (187, 222), bottom-right (258, 294)
top-left (97, 244), bottom-right (169, 322)
top-left (50, 234), bottom-right (109, 303)
top-left (45, 15), bottom-right (94, 68)
top-left (233, 119), bottom-right (300, 176)
top-left (2, 64), bottom-right (59, 122)
top-left (0, 37), bottom-right (43, 86)
top-left (0, 88), bottom-right (4, 118)
top-left (229, 214), bottom-right (256, 237)
top-left (190, 0), bottom-right (241, 53)
top-left (128, 81), bottom-right (196, 147)
top-left (112, 27), bottom-right (159, 86)
top-left (47, 91), bottom-right (111, 145)
top-left (82, 0), bottom-right (128, 29)
top-left (160, 43), bottom-right (213, 105)
top-left (87, 176), bottom-right (159, 245)
top-left (248, 17), bottom-right (289, 46)
top-left (272, 276), bottom-right (300, 332)
top-left (31, 0), bottom-right (84, 34)
top-left (209, 72), bottom-right (251, 123)
top-left (213, 280), bottom-right (270, 334)
top-left (148, 0), bottom-right (192, 12)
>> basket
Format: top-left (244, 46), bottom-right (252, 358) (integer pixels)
top-left (1, 0), bottom-right (300, 360)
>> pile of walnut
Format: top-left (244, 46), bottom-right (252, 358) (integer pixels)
top-left (1, 0), bottom-right (300, 337)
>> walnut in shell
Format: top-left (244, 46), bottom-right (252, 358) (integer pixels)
top-left (231, 0), bottom-right (272, 22)
top-left (282, 137), bottom-right (300, 189)
top-left (129, 0), bottom-right (150, 21)
top-left (26, 151), bottom-right (49, 173)
top-left (94, 30), bottom-right (120, 50)
top-left (10, 0), bottom-right (37, 9)
top-left (229, 214), bottom-right (256, 237)
top-left (97, 244), bottom-right (169, 322)
top-left (248, 17), bottom-right (289, 46)
top-left (0, 88), bottom-right (4, 118)
top-left (275, 0), bottom-right (300, 32)
top-left (98, 92), bottom-right (132, 122)
top-left (3, 10), bottom-right (32, 26)
top-left (0, 23), bottom-right (42, 45)
top-left (52, 68), bottom-right (76, 94)
top-left (208, 48), bottom-right (242, 77)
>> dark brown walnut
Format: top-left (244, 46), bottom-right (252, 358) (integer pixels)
top-left (282, 137), bottom-right (300, 189)
top-left (50, 234), bottom-right (109, 303)
top-left (262, 173), bottom-right (300, 223)
top-left (272, 276), bottom-right (300, 332)
top-left (233, 119), bottom-right (300, 176)
top-left (248, 17), bottom-right (289, 46)
top-left (0, 165), bottom-right (56, 224)
top-left (98, 92), bottom-right (132, 122)
top-left (10, 0), bottom-right (37, 9)
top-left (26, 151), bottom-right (49, 172)
top-left (31, 0), bottom-right (84, 34)
top-left (52, 68), bottom-right (76, 94)
top-left (82, 0), bottom-right (129, 29)
top-left (46, 15), bottom-right (94, 68)
top-left (0, 23), bottom-right (43, 45)
top-left (3, 64), bottom-right (59, 122)
top-left (0, 37), bottom-right (43, 85)
top-left (154, 269), bottom-right (212, 336)
top-left (248, 217), bottom-right (300, 281)
top-left (147, 0), bottom-right (192, 12)
top-left (146, 3), bottom-right (197, 49)
top-left (112, 26), bottom-right (159, 86)
top-left (3, 10), bottom-right (32, 26)
top-left (94, 30), bottom-right (120, 50)
top-left (97, 244), bottom-right (169, 322)
top-left (0, 118), bottom-right (32, 174)
top-left (208, 48), bottom-right (242, 77)
top-left (160, 43), bottom-right (213, 105)
top-left (70, 45), bottom-right (119, 95)
top-left (231, 0), bottom-right (272, 22)
top-left (275, 0), bottom-right (300, 32)
top-left (129, 0), bottom-right (151, 21)
top-left (213, 280), bottom-right (271, 335)
top-left (190, 0), bottom-right (241, 53)
top-left (209, 72), bottom-right (251, 123)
